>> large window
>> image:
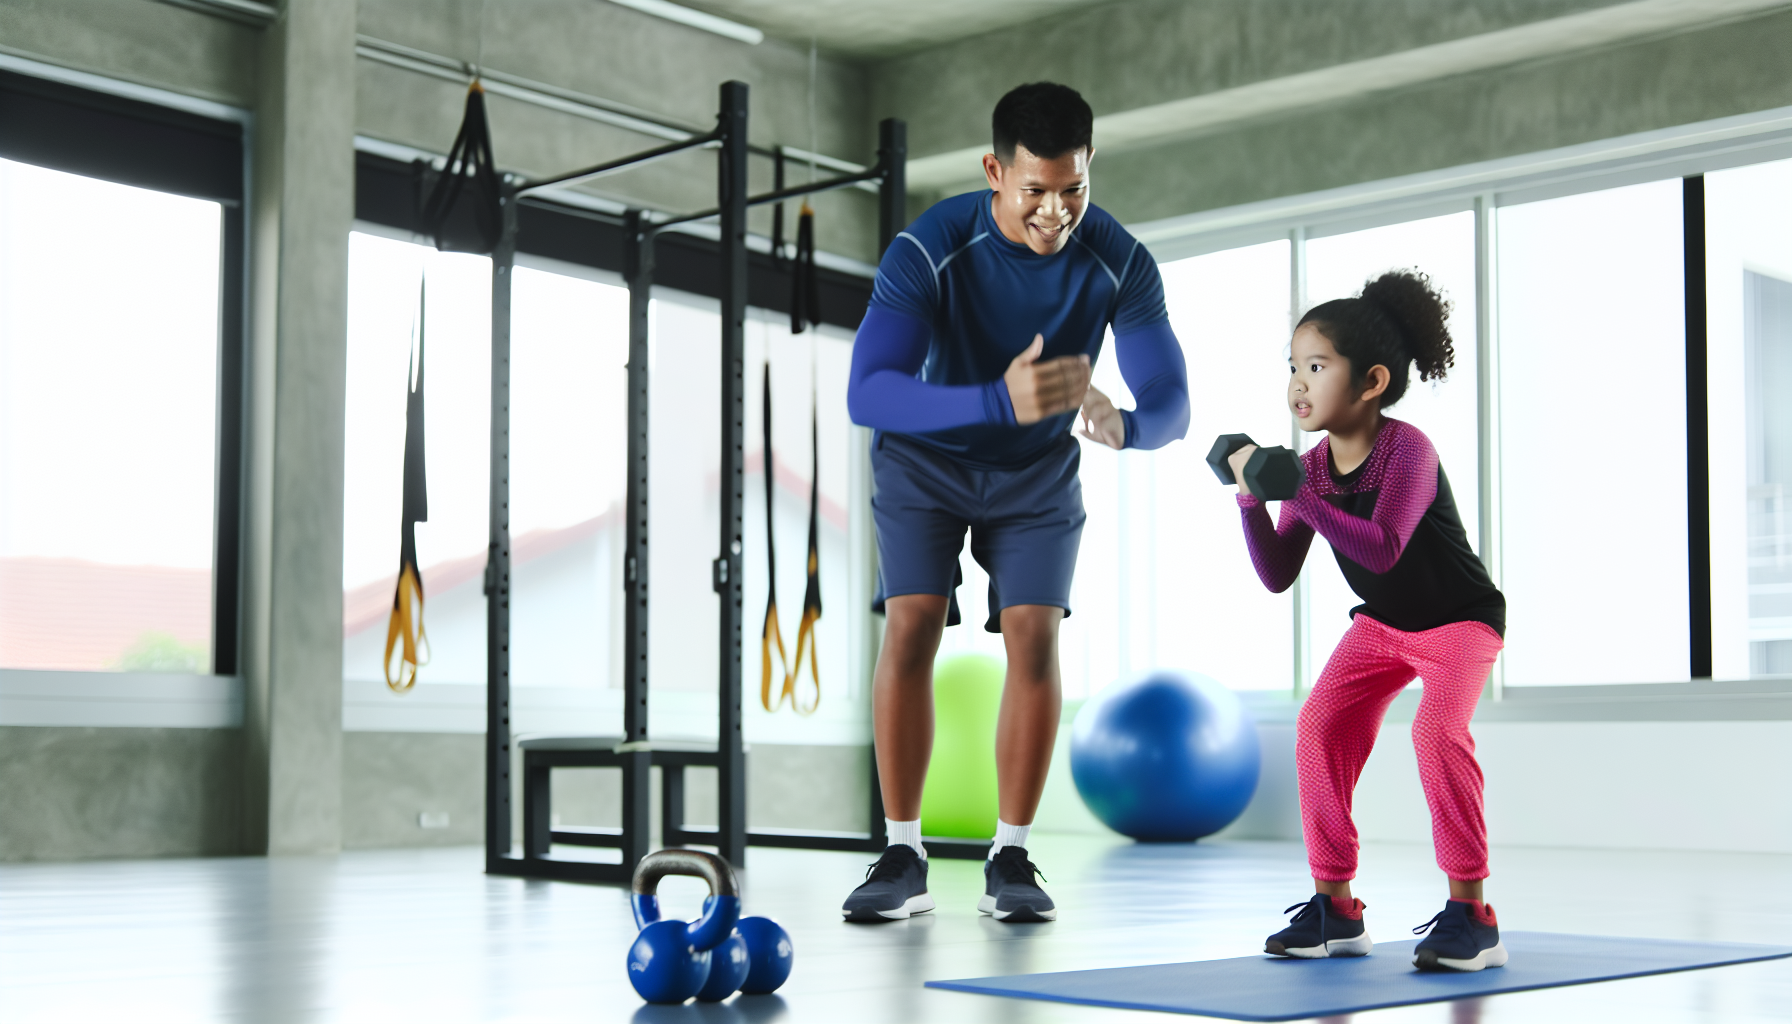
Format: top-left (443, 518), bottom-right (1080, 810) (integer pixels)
top-left (341, 229), bottom-right (868, 741)
top-left (0, 158), bottom-right (223, 673)
top-left (1498, 180), bottom-right (1689, 685)
top-left (338, 151), bottom-right (1788, 712)
top-left (1085, 173), bottom-right (1719, 694)
top-left (342, 232), bottom-right (628, 691)
top-left (1705, 158), bottom-right (1792, 679)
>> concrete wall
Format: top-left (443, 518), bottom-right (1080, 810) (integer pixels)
top-left (1094, 9), bottom-right (1792, 226)
top-left (9, 711), bottom-right (1789, 862)
top-left (238, 0), bottom-right (358, 858)
top-left (1038, 708), bottom-right (1792, 858)
top-left (870, 0), bottom-right (1792, 225)
top-left (356, 0), bottom-right (880, 261)
top-left (340, 732), bottom-right (485, 849)
top-left (1357, 719), bottom-right (1792, 856)
top-left (1, 0), bottom-right (880, 260)
top-left (871, 0), bottom-right (1619, 164)
top-left (0, 0), bottom-right (259, 107)
top-left (339, 734), bottom-right (869, 852)
top-left (0, 727), bottom-right (240, 861)
top-left (0, 727), bottom-right (871, 860)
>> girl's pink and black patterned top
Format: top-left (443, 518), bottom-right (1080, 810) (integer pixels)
top-left (1236, 417), bottom-right (1505, 636)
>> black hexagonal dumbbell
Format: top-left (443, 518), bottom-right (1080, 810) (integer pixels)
top-left (1204, 433), bottom-right (1306, 501)
top-left (1205, 433), bottom-right (1256, 485)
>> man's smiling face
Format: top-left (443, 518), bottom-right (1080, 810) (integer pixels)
top-left (984, 144), bottom-right (1092, 256)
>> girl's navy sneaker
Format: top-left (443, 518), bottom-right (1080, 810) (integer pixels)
top-left (1265, 894), bottom-right (1373, 958)
top-left (1412, 899), bottom-right (1508, 971)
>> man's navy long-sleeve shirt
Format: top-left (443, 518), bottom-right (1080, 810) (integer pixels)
top-left (846, 190), bottom-right (1190, 470)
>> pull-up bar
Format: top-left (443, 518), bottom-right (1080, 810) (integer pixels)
top-left (519, 132), bottom-right (888, 233)
top-left (484, 79), bottom-right (908, 885)
top-left (518, 130), bottom-right (724, 195)
top-left (651, 160), bottom-right (893, 234)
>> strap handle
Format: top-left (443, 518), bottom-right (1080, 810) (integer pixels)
top-left (630, 850), bottom-right (742, 952)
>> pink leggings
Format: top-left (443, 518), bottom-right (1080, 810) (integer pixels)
top-left (1298, 614), bottom-right (1504, 883)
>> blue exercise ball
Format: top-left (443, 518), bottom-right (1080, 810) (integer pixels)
top-left (1070, 670), bottom-right (1261, 842)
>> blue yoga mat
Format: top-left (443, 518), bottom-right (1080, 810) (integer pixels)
top-left (925, 932), bottom-right (1792, 1021)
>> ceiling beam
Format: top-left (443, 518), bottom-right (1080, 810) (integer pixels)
top-left (906, 0), bottom-right (1792, 190)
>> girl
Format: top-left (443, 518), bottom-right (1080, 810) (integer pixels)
top-left (1227, 270), bottom-right (1507, 972)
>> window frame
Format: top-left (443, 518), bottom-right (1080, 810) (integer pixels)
top-left (1138, 102), bottom-right (1792, 697)
top-left (0, 57), bottom-right (250, 687)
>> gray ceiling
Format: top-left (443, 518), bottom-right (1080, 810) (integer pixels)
top-left (667, 0), bottom-right (1120, 57)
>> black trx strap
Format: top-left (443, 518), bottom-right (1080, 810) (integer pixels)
top-left (761, 146), bottom-right (822, 712)
top-left (787, 393), bottom-right (823, 714)
top-left (759, 362), bottom-right (822, 715)
top-left (385, 278), bottom-right (431, 692)
top-left (771, 147), bottom-right (788, 270)
top-left (786, 194), bottom-right (821, 704)
top-left (759, 363), bottom-right (791, 711)
top-left (419, 81), bottom-right (502, 255)
top-left (789, 200), bottom-right (819, 335)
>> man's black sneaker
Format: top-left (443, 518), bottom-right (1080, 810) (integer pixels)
top-left (978, 846), bottom-right (1057, 923)
top-left (841, 844), bottom-right (934, 923)
top-left (1265, 894), bottom-right (1373, 958)
top-left (1412, 899), bottom-right (1507, 971)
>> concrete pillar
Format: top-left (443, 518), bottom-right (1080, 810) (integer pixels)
top-left (241, 0), bottom-right (356, 855)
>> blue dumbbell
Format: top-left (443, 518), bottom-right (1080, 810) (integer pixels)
top-left (626, 850), bottom-right (794, 1003)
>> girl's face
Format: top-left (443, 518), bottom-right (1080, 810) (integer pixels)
top-left (1287, 324), bottom-right (1385, 433)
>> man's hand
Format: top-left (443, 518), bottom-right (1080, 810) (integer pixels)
top-left (1004, 334), bottom-right (1091, 424)
top-left (1076, 385), bottom-right (1126, 449)
top-left (1227, 443), bottom-right (1258, 496)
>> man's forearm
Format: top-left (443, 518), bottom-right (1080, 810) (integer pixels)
top-left (1114, 319), bottom-right (1190, 450)
top-left (847, 306), bottom-right (1016, 432)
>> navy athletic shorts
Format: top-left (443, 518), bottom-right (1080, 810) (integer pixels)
top-left (871, 431), bottom-right (1086, 633)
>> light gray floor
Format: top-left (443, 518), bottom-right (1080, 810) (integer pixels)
top-left (3, 835), bottom-right (1791, 1023)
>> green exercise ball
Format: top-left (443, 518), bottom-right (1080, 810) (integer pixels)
top-left (920, 653), bottom-right (1004, 839)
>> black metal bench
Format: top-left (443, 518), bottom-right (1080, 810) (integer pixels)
top-left (520, 735), bottom-right (730, 868)
top-left (518, 734), bottom-right (989, 882)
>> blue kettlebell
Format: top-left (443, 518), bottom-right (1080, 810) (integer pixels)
top-left (735, 915), bottom-right (794, 994)
top-left (627, 850), bottom-right (743, 1004)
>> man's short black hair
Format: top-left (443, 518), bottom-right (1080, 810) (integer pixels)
top-left (992, 82), bottom-right (1093, 164)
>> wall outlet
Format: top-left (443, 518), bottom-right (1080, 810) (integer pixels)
top-left (418, 811), bottom-right (450, 829)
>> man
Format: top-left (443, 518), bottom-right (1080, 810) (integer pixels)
top-left (842, 82), bottom-right (1190, 924)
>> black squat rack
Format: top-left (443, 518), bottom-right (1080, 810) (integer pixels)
top-left (482, 81), bottom-right (915, 884)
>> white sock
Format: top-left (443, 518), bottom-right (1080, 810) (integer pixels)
top-left (989, 819), bottom-right (1031, 859)
top-left (886, 818), bottom-right (925, 859)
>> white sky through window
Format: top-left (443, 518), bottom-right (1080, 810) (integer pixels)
top-left (0, 158), bottom-right (220, 569)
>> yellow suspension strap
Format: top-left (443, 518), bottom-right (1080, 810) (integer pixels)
top-left (385, 278), bottom-right (431, 692)
top-left (760, 363), bottom-right (792, 711)
top-left (392, 73), bottom-right (496, 691)
top-left (781, 200), bottom-right (822, 712)
top-left (785, 391), bottom-right (823, 715)
top-left (760, 189), bottom-right (824, 713)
